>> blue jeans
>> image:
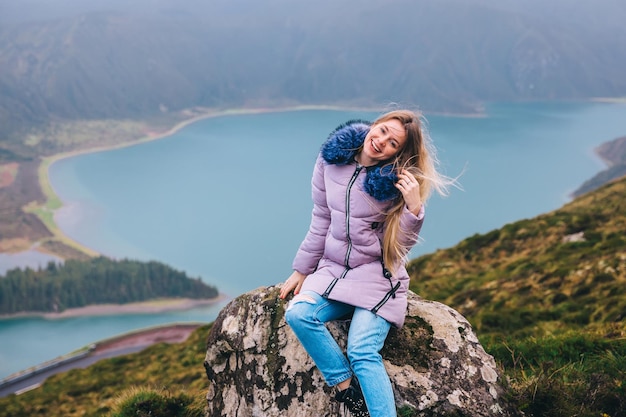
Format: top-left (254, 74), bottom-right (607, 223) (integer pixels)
top-left (285, 290), bottom-right (396, 417)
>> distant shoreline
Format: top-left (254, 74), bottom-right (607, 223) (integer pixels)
top-left (31, 103), bottom-right (484, 261)
top-left (32, 105), bottom-right (381, 260)
top-left (0, 294), bottom-right (229, 320)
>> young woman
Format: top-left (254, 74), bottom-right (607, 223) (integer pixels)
top-left (279, 109), bottom-right (450, 417)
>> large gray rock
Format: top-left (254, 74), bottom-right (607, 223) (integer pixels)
top-left (204, 285), bottom-right (522, 416)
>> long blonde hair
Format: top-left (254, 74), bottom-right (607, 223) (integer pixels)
top-left (370, 110), bottom-right (452, 272)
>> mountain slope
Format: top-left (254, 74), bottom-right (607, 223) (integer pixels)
top-left (408, 175), bottom-right (626, 340)
top-left (1, 0), bottom-right (625, 145)
top-left (573, 136), bottom-right (626, 197)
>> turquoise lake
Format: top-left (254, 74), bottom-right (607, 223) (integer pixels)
top-left (1, 102), bottom-right (625, 379)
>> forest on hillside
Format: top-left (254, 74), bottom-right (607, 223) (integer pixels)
top-left (0, 257), bottom-right (218, 315)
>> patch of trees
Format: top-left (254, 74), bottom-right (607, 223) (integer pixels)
top-left (0, 257), bottom-right (218, 315)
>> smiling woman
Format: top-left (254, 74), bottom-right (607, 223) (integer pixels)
top-left (358, 119), bottom-right (407, 166)
top-left (280, 109), bottom-right (455, 417)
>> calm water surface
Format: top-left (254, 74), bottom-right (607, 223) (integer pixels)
top-left (1, 102), bottom-right (625, 378)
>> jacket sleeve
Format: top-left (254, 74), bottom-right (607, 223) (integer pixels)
top-left (292, 155), bottom-right (331, 274)
top-left (398, 204), bottom-right (425, 254)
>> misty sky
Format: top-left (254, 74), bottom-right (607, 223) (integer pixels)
top-left (1, 0), bottom-right (623, 27)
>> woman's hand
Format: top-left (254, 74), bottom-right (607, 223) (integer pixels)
top-left (395, 169), bottom-right (422, 215)
top-left (279, 271), bottom-right (307, 299)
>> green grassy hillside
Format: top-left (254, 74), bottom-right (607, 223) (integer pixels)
top-left (0, 325), bottom-right (212, 417)
top-left (408, 176), bottom-right (626, 416)
top-left (408, 176), bottom-right (625, 341)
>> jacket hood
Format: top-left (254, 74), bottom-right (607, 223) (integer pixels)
top-left (321, 120), bottom-right (400, 202)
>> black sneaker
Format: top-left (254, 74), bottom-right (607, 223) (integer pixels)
top-left (334, 377), bottom-right (370, 417)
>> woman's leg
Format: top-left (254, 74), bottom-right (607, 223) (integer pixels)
top-left (347, 308), bottom-right (395, 417)
top-left (284, 290), bottom-right (355, 386)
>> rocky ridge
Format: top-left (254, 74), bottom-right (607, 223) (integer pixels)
top-left (204, 285), bottom-right (522, 416)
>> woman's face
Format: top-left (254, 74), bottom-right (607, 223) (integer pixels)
top-left (360, 119), bottom-right (407, 166)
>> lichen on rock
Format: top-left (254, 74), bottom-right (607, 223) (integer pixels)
top-left (204, 285), bottom-right (522, 417)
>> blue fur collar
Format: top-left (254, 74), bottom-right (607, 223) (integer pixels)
top-left (321, 120), bottom-right (400, 202)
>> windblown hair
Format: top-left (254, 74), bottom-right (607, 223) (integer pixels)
top-left (367, 110), bottom-right (453, 273)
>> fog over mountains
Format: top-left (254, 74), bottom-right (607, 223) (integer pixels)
top-left (1, 0), bottom-right (625, 143)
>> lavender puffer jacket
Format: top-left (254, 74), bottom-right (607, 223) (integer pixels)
top-left (292, 121), bottom-right (424, 328)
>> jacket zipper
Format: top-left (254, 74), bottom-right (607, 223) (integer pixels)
top-left (322, 164), bottom-right (362, 298)
top-left (371, 282), bottom-right (401, 314)
top-left (343, 164), bottom-right (362, 268)
top-left (370, 241), bottom-right (399, 313)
